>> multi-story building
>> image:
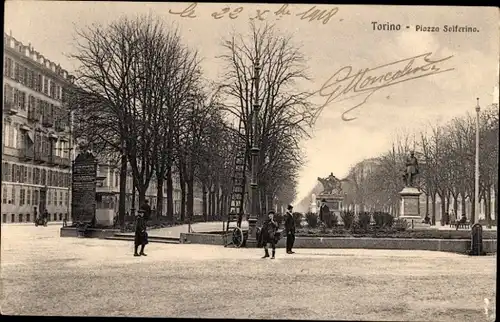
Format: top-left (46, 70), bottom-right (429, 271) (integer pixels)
top-left (2, 32), bottom-right (74, 223)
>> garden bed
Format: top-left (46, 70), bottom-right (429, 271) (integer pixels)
top-left (295, 228), bottom-right (497, 239)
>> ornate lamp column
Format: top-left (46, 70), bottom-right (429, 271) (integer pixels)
top-left (247, 57), bottom-right (261, 246)
top-left (474, 98), bottom-right (480, 224)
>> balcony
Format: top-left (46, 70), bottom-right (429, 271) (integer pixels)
top-left (3, 100), bottom-right (18, 115)
top-left (34, 151), bottom-right (43, 163)
top-left (34, 151), bottom-right (49, 163)
top-left (28, 109), bottom-right (41, 122)
top-left (20, 147), bottom-right (35, 160)
top-left (55, 121), bottom-right (66, 132)
top-left (59, 157), bottom-right (70, 168)
top-left (42, 115), bottom-right (54, 127)
top-left (48, 153), bottom-right (56, 165)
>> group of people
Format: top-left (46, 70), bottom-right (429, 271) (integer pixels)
top-left (132, 201), bottom-right (298, 258)
top-left (258, 205), bottom-right (296, 259)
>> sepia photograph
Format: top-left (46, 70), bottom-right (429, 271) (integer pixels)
top-left (1, 2), bottom-right (498, 321)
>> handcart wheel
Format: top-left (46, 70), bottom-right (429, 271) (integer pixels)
top-left (232, 227), bottom-right (244, 248)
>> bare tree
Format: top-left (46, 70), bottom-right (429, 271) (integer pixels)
top-left (218, 22), bottom-right (316, 221)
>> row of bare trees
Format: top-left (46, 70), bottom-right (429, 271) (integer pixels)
top-left (343, 104), bottom-right (498, 226)
top-left (69, 16), bottom-right (313, 228)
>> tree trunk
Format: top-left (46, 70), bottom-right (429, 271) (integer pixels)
top-left (439, 193), bottom-right (446, 225)
top-left (460, 191), bottom-right (467, 216)
top-left (486, 186), bottom-right (492, 228)
top-left (156, 177), bottom-right (164, 222)
top-left (216, 187), bottom-right (221, 221)
top-left (118, 150), bottom-right (127, 231)
top-left (187, 177), bottom-right (194, 223)
top-left (452, 193), bottom-right (458, 217)
top-left (166, 166), bottom-right (174, 224)
top-left (210, 188), bottom-right (216, 221)
top-left (131, 179), bottom-right (136, 215)
top-left (425, 193), bottom-right (429, 216)
top-left (179, 163), bottom-right (186, 222)
top-left (431, 191), bottom-right (437, 225)
top-left (202, 183), bottom-right (208, 222)
top-left (137, 185), bottom-right (146, 209)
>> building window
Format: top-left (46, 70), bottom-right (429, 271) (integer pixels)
top-left (41, 169), bottom-right (46, 185)
top-left (4, 57), bottom-right (13, 77)
top-left (19, 214), bottom-right (24, 222)
top-left (59, 191), bottom-right (63, 206)
top-left (43, 77), bottom-right (49, 95)
top-left (27, 214), bottom-right (31, 222)
top-left (21, 166), bottom-right (26, 183)
top-left (14, 62), bottom-right (20, 81)
top-left (11, 214), bottom-right (15, 223)
top-left (54, 190), bottom-right (58, 206)
top-left (22, 66), bottom-right (28, 85)
top-left (64, 192), bottom-right (68, 206)
top-left (48, 170), bottom-right (52, 186)
top-left (27, 189), bottom-right (31, 205)
top-left (2, 214), bottom-right (6, 223)
top-left (2, 187), bottom-right (7, 204)
top-left (34, 168), bottom-right (39, 185)
top-left (16, 165), bottom-right (21, 183)
top-left (37, 74), bottom-right (43, 92)
top-left (27, 167), bottom-right (32, 184)
top-left (59, 213), bottom-right (63, 221)
top-left (47, 190), bottom-right (51, 205)
top-left (2, 162), bottom-right (9, 181)
top-left (4, 84), bottom-right (13, 105)
top-left (19, 91), bottom-right (26, 110)
top-left (20, 188), bottom-right (25, 205)
top-left (27, 69), bottom-right (34, 88)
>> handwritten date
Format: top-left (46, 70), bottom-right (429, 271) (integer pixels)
top-left (169, 3), bottom-right (339, 25)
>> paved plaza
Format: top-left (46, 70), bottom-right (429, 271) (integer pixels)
top-left (1, 225), bottom-right (496, 321)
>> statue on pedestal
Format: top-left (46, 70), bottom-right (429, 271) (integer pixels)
top-left (402, 151), bottom-right (419, 187)
top-left (317, 173), bottom-right (343, 195)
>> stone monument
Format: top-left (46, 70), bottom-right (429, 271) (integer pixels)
top-left (399, 151), bottom-right (426, 229)
top-left (317, 173), bottom-right (344, 223)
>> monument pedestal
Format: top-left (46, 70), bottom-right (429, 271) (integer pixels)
top-left (317, 193), bottom-right (344, 224)
top-left (399, 187), bottom-right (425, 230)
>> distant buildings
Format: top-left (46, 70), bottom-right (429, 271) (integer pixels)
top-left (2, 31), bottom-right (74, 223)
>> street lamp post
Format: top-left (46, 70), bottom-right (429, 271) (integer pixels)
top-left (474, 98), bottom-right (480, 224)
top-left (247, 57), bottom-right (261, 246)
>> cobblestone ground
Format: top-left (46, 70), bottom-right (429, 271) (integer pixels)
top-left (1, 225), bottom-right (496, 321)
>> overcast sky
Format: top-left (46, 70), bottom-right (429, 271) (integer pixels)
top-left (5, 2), bottom-right (499, 203)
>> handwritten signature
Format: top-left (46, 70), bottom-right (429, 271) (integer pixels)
top-left (312, 52), bottom-right (455, 121)
top-left (169, 3), bottom-right (339, 25)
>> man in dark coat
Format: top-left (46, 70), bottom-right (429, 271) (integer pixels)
top-left (284, 205), bottom-right (296, 254)
top-left (260, 211), bottom-right (279, 259)
top-left (319, 199), bottom-right (330, 223)
top-left (134, 210), bottom-right (149, 256)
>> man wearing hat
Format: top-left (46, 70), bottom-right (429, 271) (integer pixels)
top-left (260, 210), bottom-right (279, 259)
top-left (284, 204), bottom-right (296, 254)
top-left (319, 199), bottom-right (330, 223)
top-left (134, 208), bottom-right (149, 256)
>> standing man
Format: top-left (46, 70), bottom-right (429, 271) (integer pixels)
top-left (260, 211), bottom-right (279, 259)
top-left (284, 204), bottom-right (296, 254)
top-left (319, 199), bottom-right (330, 223)
top-left (134, 210), bottom-right (148, 256)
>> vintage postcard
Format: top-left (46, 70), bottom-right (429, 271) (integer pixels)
top-left (2, 1), bottom-right (498, 321)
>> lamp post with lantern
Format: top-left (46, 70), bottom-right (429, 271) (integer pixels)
top-left (474, 98), bottom-right (481, 224)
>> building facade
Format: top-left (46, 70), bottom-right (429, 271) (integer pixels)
top-left (2, 32), bottom-right (73, 223)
